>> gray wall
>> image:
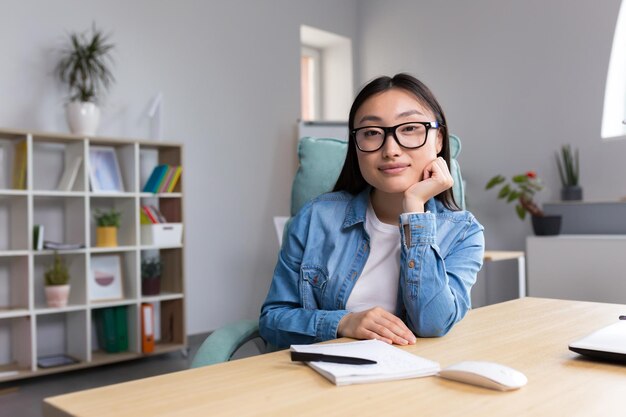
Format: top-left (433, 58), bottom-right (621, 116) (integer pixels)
top-left (357, 0), bottom-right (625, 299)
top-left (0, 0), bottom-right (358, 334)
top-left (3, 0), bottom-right (623, 333)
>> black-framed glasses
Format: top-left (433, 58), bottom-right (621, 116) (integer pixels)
top-left (351, 121), bottom-right (443, 152)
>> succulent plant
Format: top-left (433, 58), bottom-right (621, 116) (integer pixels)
top-left (45, 253), bottom-right (70, 286)
top-left (94, 208), bottom-right (122, 228)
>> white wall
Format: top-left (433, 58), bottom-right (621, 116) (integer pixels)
top-left (322, 39), bottom-right (353, 121)
top-left (0, 0), bottom-right (358, 334)
top-left (357, 0), bottom-right (625, 301)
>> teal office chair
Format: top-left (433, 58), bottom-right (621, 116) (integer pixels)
top-left (190, 135), bottom-right (465, 368)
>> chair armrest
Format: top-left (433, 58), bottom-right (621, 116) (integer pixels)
top-left (190, 319), bottom-right (261, 368)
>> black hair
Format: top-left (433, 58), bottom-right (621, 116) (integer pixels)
top-left (332, 73), bottom-right (460, 211)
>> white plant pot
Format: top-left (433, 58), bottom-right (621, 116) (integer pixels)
top-left (66, 101), bottom-right (100, 136)
top-left (45, 284), bottom-right (70, 308)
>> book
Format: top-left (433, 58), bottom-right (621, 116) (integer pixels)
top-left (140, 210), bottom-right (153, 225)
top-left (158, 166), bottom-right (176, 193)
top-left (290, 340), bottom-right (440, 386)
top-left (150, 205), bottom-right (167, 223)
top-left (43, 241), bottom-right (85, 250)
top-left (166, 166), bottom-right (182, 193)
top-left (57, 156), bottom-right (83, 191)
top-left (11, 140), bottom-right (27, 189)
top-left (37, 354), bottom-right (79, 368)
top-left (33, 225), bottom-right (44, 250)
top-left (143, 164), bottom-right (168, 193)
top-left (141, 205), bottom-right (159, 224)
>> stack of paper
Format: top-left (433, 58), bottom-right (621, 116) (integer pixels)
top-left (290, 340), bottom-right (440, 386)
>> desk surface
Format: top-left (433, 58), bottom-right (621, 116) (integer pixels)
top-left (44, 298), bottom-right (626, 417)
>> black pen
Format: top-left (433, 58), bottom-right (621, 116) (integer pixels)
top-left (619, 316), bottom-right (626, 320)
top-left (290, 351), bottom-right (377, 365)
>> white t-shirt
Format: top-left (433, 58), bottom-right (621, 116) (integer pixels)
top-left (345, 201), bottom-right (400, 313)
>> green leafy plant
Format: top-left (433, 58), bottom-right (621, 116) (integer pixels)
top-left (56, 23), bottom-right (115, 103)
top-left (94, 208), bottom-right (122, 228)
top-left (556, 144), bottom-right (579, 187)
top-left (141, 258), bottom-right (162, 279)
top-left (45, 252), bottom-right (70, 286)
top-left (485, 171), bottom-right (544, 220)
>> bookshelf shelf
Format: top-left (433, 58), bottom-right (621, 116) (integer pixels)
top-left (0, 128), bottom-right (186, 382)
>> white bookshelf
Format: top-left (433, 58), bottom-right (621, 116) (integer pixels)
top-left (0, 128), bottom-right (186, 382)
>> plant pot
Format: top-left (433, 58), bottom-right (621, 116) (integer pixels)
top-left (45, 285), bottom-right (70, 308)
top-left (96, 226), bottom-right (118, 247)
top-left (142, 276), bottom-right (161, 296)
top-left (66, 101), bottom-right (100, 136)
top-left (531, 215), bottom-right (562, 236)
top-left (561, 186), bottom-right (583, 201)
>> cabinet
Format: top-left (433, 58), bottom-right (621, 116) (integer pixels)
top-left (527, 235), bottom-right (626, 304)
top-left (0, 128), bottom-right (185, 382)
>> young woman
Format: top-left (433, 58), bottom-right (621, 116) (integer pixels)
top-left (259, 73), bottom-right (485, 348)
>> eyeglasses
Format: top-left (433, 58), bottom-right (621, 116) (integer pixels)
top-left (351, 121), bottom-right (443, 152)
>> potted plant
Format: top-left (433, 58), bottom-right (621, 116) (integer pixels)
top-left (44, 252), bottom-right (71, 308)
top-left (141, 257), bottom-right (162, 296)
top-left (486, 171), bottom-right (561, 236)
top-left (94, 208), bottom-right (121, 247)
top-left (556, 144), bottom-right (582, 201)
top-left (56, 24), bottom-right (115, 136)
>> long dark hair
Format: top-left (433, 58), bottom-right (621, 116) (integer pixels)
top-left (333, 73), bottom-right (459, 211)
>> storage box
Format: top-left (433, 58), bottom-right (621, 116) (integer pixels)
top-left (141, 224), bottom-right (183, 246)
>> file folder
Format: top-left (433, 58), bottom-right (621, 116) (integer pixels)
top-left (141, 303), bottom-right (155, 353)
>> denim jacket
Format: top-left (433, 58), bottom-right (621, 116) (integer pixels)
top-left (259, 188), bottom-right (485, 348)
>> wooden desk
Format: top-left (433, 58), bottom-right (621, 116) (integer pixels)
top-left (44, 298), bottom-right (626, 417)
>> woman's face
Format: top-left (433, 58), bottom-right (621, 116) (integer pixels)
top-left (353, 88), bottom-right (443, 195)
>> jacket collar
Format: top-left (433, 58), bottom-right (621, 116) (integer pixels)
top-left (342, 187), bottom-right (443, 229)
top-left (342, 188), bottom-right (370, 228)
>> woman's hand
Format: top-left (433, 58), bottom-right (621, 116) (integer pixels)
top-left (337, 307), bottom-right (417, 345)
top-left (403, 157), bottom-right (454, 213)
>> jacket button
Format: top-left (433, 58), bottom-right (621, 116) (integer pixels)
top-left (363, 243), bottom-right (368, 251)
top-left (408, 260), bottom-right (415, 268)
top-left (351, 271), bottom-right (357, 280)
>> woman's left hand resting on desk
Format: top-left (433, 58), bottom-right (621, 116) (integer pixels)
top-left (337, 307), bottom-right (417, 345)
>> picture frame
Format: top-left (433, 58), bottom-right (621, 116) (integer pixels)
top-left (90, 255), bottom-right (124, 301)
top-left (89, 146), bottom-right (124, 192)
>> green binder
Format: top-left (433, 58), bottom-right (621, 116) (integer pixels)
top-left (115, 306), bottom-right (128, 352)
top-left (96, 308), bottom-right (118, 353)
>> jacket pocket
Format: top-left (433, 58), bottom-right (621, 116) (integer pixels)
top-left (300, 266), bottom-right (329, 309)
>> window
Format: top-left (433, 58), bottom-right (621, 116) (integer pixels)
top-left (300, 25), bottom-right (353, 121)
top-left (602, 0), bottom-right (626, 139)
top-left (301, 46), bottom-right (321, 121)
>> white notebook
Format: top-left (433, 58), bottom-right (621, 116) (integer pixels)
top-left (290, 340), bottom-right (440, 386)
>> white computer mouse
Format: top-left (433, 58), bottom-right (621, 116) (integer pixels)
top-left (439, 361), bottom-right (528, 391)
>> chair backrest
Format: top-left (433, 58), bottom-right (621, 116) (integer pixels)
top-left (291, 134), bottom-right (465, 215)
top-left (275, 135), bottom-right (465, 246)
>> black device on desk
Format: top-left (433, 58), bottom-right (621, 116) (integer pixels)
top-left (290, 351), bottom-right (377, 365)
top-left (569, 319), bottom-right (626, 363)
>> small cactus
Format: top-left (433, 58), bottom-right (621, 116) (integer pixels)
top-left (45, 253), bottom-right (70, 286)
